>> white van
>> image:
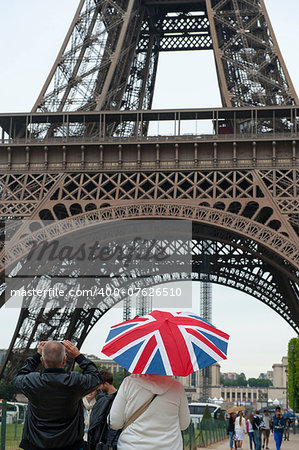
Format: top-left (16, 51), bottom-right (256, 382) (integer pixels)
top-left (0, 401), bottom-right (28, 424)
top-left (189, 402), bottom-right (222, 424)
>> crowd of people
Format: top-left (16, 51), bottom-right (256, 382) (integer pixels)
top-left (12, 340), bottom-right (190, 450)
top-left (10, 339), bottom-right (297, 450)
top-left (227, 407), bottom-right (292, 450)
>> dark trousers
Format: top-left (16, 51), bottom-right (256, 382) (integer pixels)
top-left (229, 431), bottom-right (234, 449)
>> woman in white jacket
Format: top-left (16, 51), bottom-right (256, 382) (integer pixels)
top-left (109, 373), bottom-right (190, 449)
top-left (235, 411), bottom-right (247, 449)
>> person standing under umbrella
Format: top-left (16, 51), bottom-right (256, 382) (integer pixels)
top-left (227, 412), bottom-right (236, 450)
top-left (235, 411), bottom-right (246, 449)
top-left (102, 311), bottom-right (229, 449)
top-left (109, 373), bottom-right (190, 450)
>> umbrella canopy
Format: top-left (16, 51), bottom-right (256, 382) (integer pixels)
top-left (102, 310), bottom-right (229, 376)
top-left (226, 406), bottom-right (245, 414)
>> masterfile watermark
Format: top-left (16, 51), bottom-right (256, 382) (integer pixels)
top-left (26, 237), bottom-right (170, 265)
top-left (4, 219), bottom-right (193, 309)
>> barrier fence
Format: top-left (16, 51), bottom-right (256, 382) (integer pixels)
top-left (0, 400), bottom-right (26, 450)
top-left (183, 417), bottom-right (227, 449)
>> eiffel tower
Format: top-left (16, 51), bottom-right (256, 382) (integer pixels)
top-left (0, 0), bottom-right (298, 379)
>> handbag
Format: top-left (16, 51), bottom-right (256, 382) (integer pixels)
top-left (96, 394), bottom-right (158, 449)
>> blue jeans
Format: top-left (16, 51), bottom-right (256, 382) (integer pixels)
top-left (248, 431), bottom-right (255, 449)
top-left (229, 431), bottom-right (234, 449)
top-left (253, 430), bottom-right (262, 450)
top-left (274, 432), bottom-right (283, 450)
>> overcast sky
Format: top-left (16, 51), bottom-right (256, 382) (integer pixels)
top-left (0, 1), bottom-right (298, 378)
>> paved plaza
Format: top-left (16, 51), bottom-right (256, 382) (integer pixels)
top-left (207, 434), bottom-right (299, 450)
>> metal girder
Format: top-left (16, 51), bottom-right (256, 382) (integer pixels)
top-left (32, 0), bottom-right (298, 123)
top-left (0, 230), bottom-right (297, 380)
top-left (138, 11), bottom-right (212, 52)
top-left (206, 0), bottom-right (299, 106)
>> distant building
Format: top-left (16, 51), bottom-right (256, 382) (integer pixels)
top-left (272, 356), bottom-right (287, 388)
top-left (222, 372), bottom-right (238, 381)
top-left (85, 355), bottom-right (125, 374)
top-left (259, 371), bottom-right (273, 382)
top-left (0, 349), bottom-right (6, 365)
top-left (178, 356), bottom-right (287, 407)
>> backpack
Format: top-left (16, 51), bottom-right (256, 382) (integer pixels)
top-left (259, 418), bottom-right (266, 430)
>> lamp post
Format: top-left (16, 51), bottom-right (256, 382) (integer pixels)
top-left (285, 369), bottom-right (289, 410)
top-left (289, 344), bottom-right (296, 435)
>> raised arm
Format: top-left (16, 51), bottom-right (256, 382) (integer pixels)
top-left (62, 340), bottom-right (102, 395)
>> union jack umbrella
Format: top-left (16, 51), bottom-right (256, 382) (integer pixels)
top-left (102, 310), bottom-right (229, 376)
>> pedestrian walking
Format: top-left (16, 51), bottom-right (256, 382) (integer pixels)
top-left (262, 409), bottom-right (271, 449)
top-left (283, 417), bottom-right (291, 441)
top-left (252, 410), bottom-right (262, 450)
top-left (247, 413), bottom-right (255, 450)
top-left (228, 412), bottom-right (236, 450)
top-left (109, 373), bottom-right (190, 450)
top-left (13, 340), bottom-right (102, 450)
top-left (272, 406), bottom-right (285, 450)
top-left (235, 411), bottom-right (246, 449)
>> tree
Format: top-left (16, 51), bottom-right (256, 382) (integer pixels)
top-left (288, 337), bottom-right (299, 411)
top-left (0, 382), bottom-right (17, 401)
top-left (220, 374), bottom-right (247, 386)
top-left (113, 370), bottom-right (127, 389)
top-left (247, 378), bottom-right (272, 388)
top-left (202, 404), bottom-right (212, 419)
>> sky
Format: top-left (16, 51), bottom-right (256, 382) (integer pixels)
top-left (0, 1), bottom-right (298, 378)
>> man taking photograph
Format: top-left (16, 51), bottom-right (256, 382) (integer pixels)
top-left (13, 340), bottom-right (102, 450)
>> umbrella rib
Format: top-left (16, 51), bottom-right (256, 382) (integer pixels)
top-left (187, 329), bottom-right (227, 361)
top-left (128, 333), bottom-right (155, 373)
top-left (154, 330), bottom-right (173, 375)
top-left (179, 326), bottom-right (200, 372)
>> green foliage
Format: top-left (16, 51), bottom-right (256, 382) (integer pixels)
top-left (113, 370), bottom-right (127, 389)
top-left (288, 337), bottom-right (299, 411)
top-left (202, 404), bottom-right (212, 419)
top-left (217, 409), bottom-right (225, 421)
top-left (220, 373), bottom-right (272, 387)
top-left (220, 375), bottom-right (247, 386)
top-left (247, 378), bottom-right (272, 387)
top-left (0, 382), bottom-right (17, 401)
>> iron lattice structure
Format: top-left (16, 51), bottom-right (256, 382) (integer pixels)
top-left (0, 0), bottom-right (298, 379)
top-left (33, 0), bottom-right (298, 117)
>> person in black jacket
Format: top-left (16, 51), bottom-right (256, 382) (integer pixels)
top-left (227, 412), bottom-right (236, 450)
top-left (13, 340), bottom-right (102, 450)
top-left (88, 370), bottom-right (118, 450)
